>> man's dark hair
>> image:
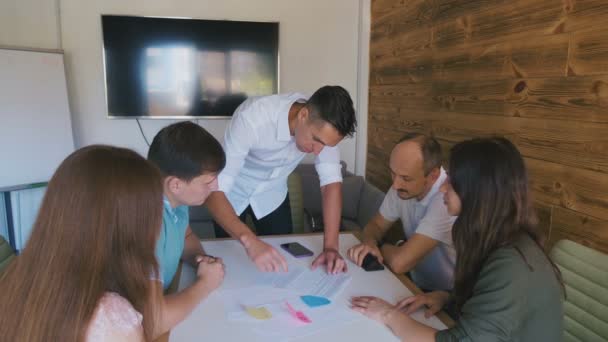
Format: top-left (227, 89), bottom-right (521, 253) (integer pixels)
top-left (306, 85), bottom-right (357, 137)
top-left (398, 132), bottom-right (442, 175)
top-left (147, 121), bottom-right (225, 181)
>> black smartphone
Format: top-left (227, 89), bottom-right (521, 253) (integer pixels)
top-left (280, 242), bottom-right (314, 258)
top-left (362, 253), bottom-right (385, 271)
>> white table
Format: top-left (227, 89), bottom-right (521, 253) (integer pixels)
top-left (170, 233), bottom-right (448, 341)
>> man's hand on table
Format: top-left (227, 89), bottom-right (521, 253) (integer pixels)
top-left (241, 234), bottom-right (288, 272)
top-left (346, 240), bottom-right (383, 267)
top-left (311, 247), bottom-right (347, 274)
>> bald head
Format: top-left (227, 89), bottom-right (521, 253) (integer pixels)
top-left (396, 133), bottom-right (442, 175)
top-left (391, 140), bottom-right (424, 172)
top-left (388, 133), bottom-right (442, 201)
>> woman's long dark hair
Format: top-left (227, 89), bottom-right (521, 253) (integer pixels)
top-left (449, 137), bottom-right (563, 312)
top-left (0, 145), bottom-right (163, 341)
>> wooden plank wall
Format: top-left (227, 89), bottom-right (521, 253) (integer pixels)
top-left (367, 0), bottom-right (608, 254)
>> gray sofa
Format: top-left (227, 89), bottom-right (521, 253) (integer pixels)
top-left (189, 162), bottom-right (385, 239)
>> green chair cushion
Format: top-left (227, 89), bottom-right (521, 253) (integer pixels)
top-left (287, 172), bottom-right (305, 234)
top-left (550, 239), bottom-right (608, 341)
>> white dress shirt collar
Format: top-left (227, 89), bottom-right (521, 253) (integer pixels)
top-left (277, 97), bottom-right (306, 142)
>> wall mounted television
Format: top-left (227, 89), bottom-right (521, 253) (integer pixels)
top-left (101, 15), bottom-right (279, 118)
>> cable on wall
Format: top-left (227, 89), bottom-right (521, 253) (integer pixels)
top-left (136, 118), bottom-right (150, 146)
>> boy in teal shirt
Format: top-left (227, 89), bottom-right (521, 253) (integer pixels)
top-left (147, 121), bottom-right (226, 337)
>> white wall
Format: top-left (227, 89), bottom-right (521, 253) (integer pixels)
top-left (65, 0), bottom-right (363, 170)
top-left (0, 0), bottom-right (367, 172)
top-left (0, 0), bottom-right (60, 50)
top-left (355, 0), bottom-right (370, 176)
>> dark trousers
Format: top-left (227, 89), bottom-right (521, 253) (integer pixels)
top-left (214, 194), bottom-right (293, 238)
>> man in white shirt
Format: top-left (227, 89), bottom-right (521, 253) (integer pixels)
top-left (206, 86), bottom-right (357, 274)
top-left (347, 133), bottom-right (456, 291)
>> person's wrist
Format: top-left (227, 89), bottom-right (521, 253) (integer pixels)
top-left (196, 276), bottom-right (215, 293)
top-left (323, 246), bottom-right (339, 254)
top-left (239, 232), bottom-right (257, 249)
top-left (382, 307), bottom-right (402, 325)
top-left (362, 237), bottom-right (377, 247)
top-left (323, 239), bottom-right (339, 251)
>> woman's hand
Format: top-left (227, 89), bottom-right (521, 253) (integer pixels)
top-left (351, 295), bottom-right (439, 342)
top-left (350, 296), bottom-right (401, 324)
top-left (396, 291), bottom-right (450, 318)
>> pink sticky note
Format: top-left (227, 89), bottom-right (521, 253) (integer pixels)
top-left (285, 301), bottom-right (311, 324)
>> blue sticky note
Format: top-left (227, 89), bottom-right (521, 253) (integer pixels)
top-left (301, 295), bottom-right (331, 308)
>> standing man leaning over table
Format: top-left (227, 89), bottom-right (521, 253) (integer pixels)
top-left (206, 85), bottom-right (357, 274)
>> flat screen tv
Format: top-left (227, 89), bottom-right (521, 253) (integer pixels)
top-left (101, 15), bottom-right (279, 118)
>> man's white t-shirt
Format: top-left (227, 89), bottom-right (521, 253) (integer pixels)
top-left (379, 167), bottom-right (456, 291)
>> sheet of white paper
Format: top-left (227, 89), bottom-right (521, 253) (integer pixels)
top-left (256, 263), bottom-right (352, 298)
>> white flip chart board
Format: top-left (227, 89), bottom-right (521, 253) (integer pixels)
top-left (0, 48), bottom-right (74, 189)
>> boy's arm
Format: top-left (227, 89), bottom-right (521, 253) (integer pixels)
top-left (181, 226), bottom-right (205, 267)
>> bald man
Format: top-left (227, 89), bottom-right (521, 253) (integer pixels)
top-left (347, 133), bottom-right (456, 291)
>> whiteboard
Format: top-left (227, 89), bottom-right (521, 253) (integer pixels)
top-left (0, 48), bottom-right (74, 190)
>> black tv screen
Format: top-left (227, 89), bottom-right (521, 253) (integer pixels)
top-left (101, 15), bottom-right (279, 118)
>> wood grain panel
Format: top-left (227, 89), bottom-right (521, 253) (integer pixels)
top-left (371, 0), bottom-right (421, 22)
top-left (372, 0), bottom-right (509, 31)
top-left (369, 0), bottom-right (608, 256)
top-left (372, 0), bottom-right (608, 49)
top-left (568, 27), bottom-right (608, 76)
top-left (563, 0), bottom-right (608, 33)
top-left (371, 34), bottom-right (569, 84)
top-left (371, 0), bottom-right (430, 42)
top-left (371, 76), bottom-right (608, 122)
top-left (526, 158), bottom-right (608, 221)
top-left (547, 207), bottom-right (608, 254)
top-left (432, 0), bottom-right (564, 49)
top-left (370, 27), bottom-right (433, 59)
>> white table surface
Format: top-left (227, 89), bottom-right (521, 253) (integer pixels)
top-left (170, 233), bottom-right (447, 341)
